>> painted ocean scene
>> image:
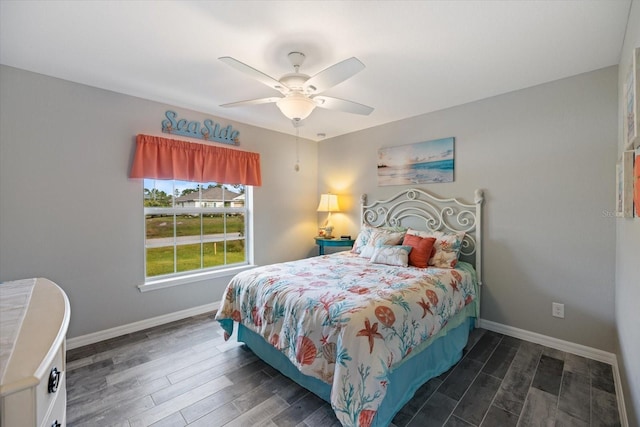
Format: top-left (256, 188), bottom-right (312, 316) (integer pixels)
top-left (378, 137), bottom-right (454, 186)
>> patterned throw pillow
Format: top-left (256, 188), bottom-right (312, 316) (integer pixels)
top-left (402, 234), bottom-right (437, 268)
top-left (352, 225), bottom-right (406, 255)
top-left (370, 245), bottom-right (412, 267)
top-left (359, 229), bottom-right (406, 258)
top-left (406, 228), bottom-right (465, 268)
top-left (352, 225), bottom-right (376, 254)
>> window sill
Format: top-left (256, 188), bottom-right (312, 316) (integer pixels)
top-left (138, 264), bottom-right (257, 293)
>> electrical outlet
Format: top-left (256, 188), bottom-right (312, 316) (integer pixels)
top-left (552, 302), bottom-right (565, 318)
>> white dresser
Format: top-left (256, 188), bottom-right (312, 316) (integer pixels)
top-left (0, 278), bottom-right (70, 427)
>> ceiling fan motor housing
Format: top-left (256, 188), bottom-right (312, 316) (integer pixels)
top-left (279, 73), bottom-right (310, 91)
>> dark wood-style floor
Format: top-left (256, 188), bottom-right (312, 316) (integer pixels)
top-left (66, 313), bottom-right (622, 427)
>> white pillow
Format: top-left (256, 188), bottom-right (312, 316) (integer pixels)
top-left (370, 245), bottom-right (412, 267)
top-left (358, 229), bottom-right (406, 258)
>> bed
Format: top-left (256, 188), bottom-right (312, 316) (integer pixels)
top-left (215, 188), bottom-right (483, 427)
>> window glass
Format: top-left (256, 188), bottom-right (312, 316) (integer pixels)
top-left (143, 179), bottom-right (248, 279)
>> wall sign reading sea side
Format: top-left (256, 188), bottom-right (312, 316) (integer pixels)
top-left (377, 137), bottom-right (455, 186)
top-left (161, 110), bottom-right (239, 145)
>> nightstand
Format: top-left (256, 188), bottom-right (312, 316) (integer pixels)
top-left (315, 237), bottom-right (355, 255)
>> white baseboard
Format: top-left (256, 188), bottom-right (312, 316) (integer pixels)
top-left (478, 318), bottom-right (629, 427)
top-left (478, 318), bottom-right (615, 363)
top-left (67, 301), bottom-right (220, 350)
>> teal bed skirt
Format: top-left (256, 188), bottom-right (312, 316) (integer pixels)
top-left (221, 303), bottom-right (476, 427)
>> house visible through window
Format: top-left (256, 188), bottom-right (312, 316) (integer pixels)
top-left (144, 179), bottom-right (248, 278)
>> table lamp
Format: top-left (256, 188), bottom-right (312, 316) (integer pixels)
top-left (317, 193), bottom-right (340, 238)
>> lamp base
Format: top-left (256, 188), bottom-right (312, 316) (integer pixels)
top-left (318, 226), bottom-right (334, 238)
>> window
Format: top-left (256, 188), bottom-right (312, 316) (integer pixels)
top-left (143, 179), bottom-right (249, 279)
top-left (130, 134), bottom-right (260, 288)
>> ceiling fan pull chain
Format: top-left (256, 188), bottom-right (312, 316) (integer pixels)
top-left (294, 126), bottom-right (300, 172)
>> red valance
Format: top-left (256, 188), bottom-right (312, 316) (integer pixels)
top-left (130, 134), bottom-right (262, 186)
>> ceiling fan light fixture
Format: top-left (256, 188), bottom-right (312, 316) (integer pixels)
top-left (276, 92), bottom-right (316, 121)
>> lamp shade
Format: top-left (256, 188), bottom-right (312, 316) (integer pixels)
top-left (317, 193), bottom-right (340, 212)
top-left (276, 92), bottom-right (316, 121)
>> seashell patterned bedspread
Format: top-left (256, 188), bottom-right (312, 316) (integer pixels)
top-left (215, 251), bottom-right (478, 427)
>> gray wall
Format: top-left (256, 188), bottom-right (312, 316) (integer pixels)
top-left (0, 65), bottom-right (319, 338)
top-left (318, 67), bottom-right (618, 352)
top-left (616, 1), bottom-right (640, 425)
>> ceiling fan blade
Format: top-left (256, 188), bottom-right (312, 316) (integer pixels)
top-left (220, 97), bottom-right (281, 108)
top-left (313, 96), bottom-right (374, 115)
top-left (304, 57), bottom-right (365, 94)
top-left (219, 56), bottom-right (288, 94)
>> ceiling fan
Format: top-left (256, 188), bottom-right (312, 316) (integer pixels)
top-left (219, 52), bottom-right (374, 122)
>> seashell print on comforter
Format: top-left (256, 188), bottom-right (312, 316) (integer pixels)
top-left (215, 251), bottom-right (478, 427)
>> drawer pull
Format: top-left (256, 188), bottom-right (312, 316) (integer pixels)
top-left (51, 421), bottom-right (61, 427)
top-left (48, 367), bottom-right (61, 393)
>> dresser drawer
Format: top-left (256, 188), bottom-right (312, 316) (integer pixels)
top-left (41, 376), bottom-right (66, 427)
top-left (37, 343), bottom-right (66, 426)
top-left (0, 342), bottom-right (67, 427)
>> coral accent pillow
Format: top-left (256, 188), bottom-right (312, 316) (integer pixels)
top-left (406, 228), bottom-right (465, 268)
top-left (403, 234), bottom-right (437, 268)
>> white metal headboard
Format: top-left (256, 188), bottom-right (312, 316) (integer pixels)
top-left (360, 188), bottom-right (484, 285)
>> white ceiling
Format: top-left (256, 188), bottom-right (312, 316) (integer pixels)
top-left (0, 1), bottom-right (632, 141)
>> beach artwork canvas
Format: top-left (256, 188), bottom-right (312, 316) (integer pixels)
top-left (377, 137), bottom-right (454, 186)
